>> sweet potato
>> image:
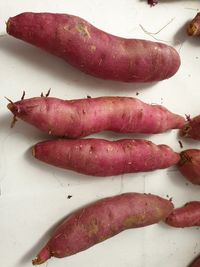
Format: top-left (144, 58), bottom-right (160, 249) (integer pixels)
top-left (147, 0), bottom-right (158, 6)
top-left (178, 149), bottom-right (200, 185)
top-left (7, 96), bottom-right (185, 138)
top-left (6, 12), bottom-right (180, 82)
top-left (187, 13), bottom-right (200, 36)
top-left (166, 201), bottom-right (200, 227)
top-left (190, 255), bottom-right (200, 267)
top-left (32, 138), bottom-right (179, 176)
top-left (32, 192), bottom-right (174, 265)
top-left (181, 115), bottom-right (200, 140)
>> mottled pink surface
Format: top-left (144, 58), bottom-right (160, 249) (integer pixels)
top-left (7, 12), bottom-right (180, 82)
top-left (8, 96), bottom-right (185, 138)
top-left (178, 149), bottom-right (200, 185)
top-left (190, 255), bottom-right (200, 267)
top-left (33, 193), bottom-right (173, 262)
top-left (181, 115), bottom-right (200, 140)
top-left (33, 138), bottom-right (179, 176)
top-left (166, 201), bottom-right (200, 228)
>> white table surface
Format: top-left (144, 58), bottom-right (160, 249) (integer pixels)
top-left (0, 1), bottom-right (200, 267)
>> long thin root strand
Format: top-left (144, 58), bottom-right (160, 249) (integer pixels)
top-left (5, 96), bottom-right (14, 104)
top-left (11, 116), bottom-right (18, 128)
top-left (21, 90), bottom-right (25, 100)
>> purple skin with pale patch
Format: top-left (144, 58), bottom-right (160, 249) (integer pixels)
top-left (33, 138), bottom-right (180, 176)
top-left (32, 193), bottom-right (174, 265)
top-left (181, 115), bottom-right (200, 141)
top-left (7, 96), bottom-right (186, 138)
top-left (7, 12), bottom-right (180, 82)
top-left (166, 201), bottom-right (200, 228)
top-left (178, 149), bottom-right (200, 185)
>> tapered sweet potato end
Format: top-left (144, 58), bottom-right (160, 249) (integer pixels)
top-left (32, 246), bottom-right (51, 265)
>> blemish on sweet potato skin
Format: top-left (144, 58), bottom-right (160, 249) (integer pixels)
top-left (178, 149), bottom-right (200, 185)
top-left (32, 193), bottom-right (173, 264)
top-left (7, 12), bottom-right (180, 82)
top-left (181, 115), bottom-right (200, 141)
top-left (187, 13), bottom-right (200, 36)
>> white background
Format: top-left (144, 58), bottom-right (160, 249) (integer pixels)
top-left (0, 1), bottom-right (200, 267)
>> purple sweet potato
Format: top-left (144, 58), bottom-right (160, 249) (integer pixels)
top-left (178, 149), bottom-right (200, 185)
top-left (190, 255), bottom-right (200, 267)
top-left (166, 201), bottom-right (200, 227)
top-left (181, 115), bottom-right (200, 140)
top-left (32, 138), bottom-right (179, 176)
top-left (32, 192), bottom-right (174, 265)
top-left (7, 96), bottom-right (185, 138)
top-left (147, 0), bottom-right (158, 6)
top-left (187, 13), bottom-right (200, 36)
top-left (6, 12), bottom-right (180, 82)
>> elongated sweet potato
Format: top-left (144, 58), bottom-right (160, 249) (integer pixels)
top-left (190, 255), bottom-right (200, 267)
top-left (6, 12), bottom-right (180, 82)
top-left (166, 201), bottom-right (200, 227)
top-left (7, 96), bottom-right (185, 138)
top-left (32, 192), bottom-right (174, 265)
top-left (181, 115), bottom-right (200, 140)
top-left (32, 138), bottom-right (179, 176)
top-left (178, 149), bottom-right (200, 185)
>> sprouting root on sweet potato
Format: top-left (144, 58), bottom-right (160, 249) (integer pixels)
top-left (7, 96), bottom-right (186, 138)
top-left (32, 193), bottom-right (174, 265)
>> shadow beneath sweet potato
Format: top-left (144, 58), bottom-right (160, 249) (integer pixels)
top-left (0, 36), bottom-right (157, 95)
top-left (0, 112), bottom-right (51, 143)
top-left (18, 197), bottom-right (99, 265)
top-left (24, 145), bottom-right (107, 187)
top-left (19, 214), bottom-right (67, 264)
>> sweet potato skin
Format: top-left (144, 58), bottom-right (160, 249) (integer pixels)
top-left (166, 201), bottom-right (200, 227)
top-left (187, 13), bottom-right (200, 36)
top-left (181, 115), bottom-right (200, 140)
top-left (190, 255), bottom-right (200, 267)
top-left (7, 12), bottom-right (180, 82)
top-left (33, 138), bottom-right (180, 176)
top-left (178, 149), bottom-right (200, 185)
top-left (7, 96), bottom-right (185, 138)
top-left (32, 193), bottom-right (174, 264)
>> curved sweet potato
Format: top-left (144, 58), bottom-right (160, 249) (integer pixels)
top-left (7, 96), bottom-right (185, 138)
top-left (32, 193), bottom-right (174, 265)
top-left (166, 201), bottom-right (200, 227)
top-left (7, 12), bottom-right (180, 82)
top-left (178, 149), bottom-right (200, 185)
top-left (33, 138), bottom-right (180, 176)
